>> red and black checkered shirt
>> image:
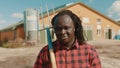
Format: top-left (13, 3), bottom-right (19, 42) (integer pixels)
top-left (34, 40), bottom-right (101, 68)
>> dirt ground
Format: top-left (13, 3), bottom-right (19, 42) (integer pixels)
top-left (88, 39), bottom-right (120, 68)
top-left (0, 39), bottom-right (120, 68)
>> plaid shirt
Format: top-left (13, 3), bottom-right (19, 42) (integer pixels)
top-left (34, 40), bottom-right (101, 68)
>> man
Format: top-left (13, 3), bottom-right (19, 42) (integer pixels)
top-left (34, 10), bottom-right (101, 68)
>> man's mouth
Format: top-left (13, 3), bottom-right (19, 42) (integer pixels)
top-left (61, 35), bottom-right (68, 40)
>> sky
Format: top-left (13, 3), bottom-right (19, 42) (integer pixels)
top-left (0, 0), bottom-right (120, 29)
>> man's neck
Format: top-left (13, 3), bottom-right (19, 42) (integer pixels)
top-left (63, 38), bottom-right (75, 49)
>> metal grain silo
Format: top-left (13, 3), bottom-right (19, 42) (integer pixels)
top-left (24, 8), bottom-right (39, 42)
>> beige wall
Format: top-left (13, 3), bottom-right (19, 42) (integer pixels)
top-left (67, 4), bottom-right (120, 40)
top-left (38, 3), bottom-right (120, 41)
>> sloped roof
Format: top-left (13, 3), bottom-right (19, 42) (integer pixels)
top-left (1, 2), bottom-right (119, 32)
top-left (0, 20), bottom-right (24, 31)
top-left (73, 2), bottom-right (120, 26)
top-left (48, 2), bottom-right (120, 26)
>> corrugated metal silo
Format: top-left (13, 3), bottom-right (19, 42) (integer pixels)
top-left (24, 8), bottom-right (39, 42)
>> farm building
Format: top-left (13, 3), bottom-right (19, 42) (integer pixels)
top-left (0, 2), bottom-right (120, 44)
top-left (0, 20), bottom-right (25, 42)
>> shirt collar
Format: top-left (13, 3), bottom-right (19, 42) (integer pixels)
top-left (54, 39), bottom-right (79, 50)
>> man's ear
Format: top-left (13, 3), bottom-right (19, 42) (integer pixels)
top-left (74, 28), bottom-right (75, 32)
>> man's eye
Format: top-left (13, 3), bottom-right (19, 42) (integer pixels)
top-left (64, 27), bottom-right (71, 30)
top-left (54, 28), bottom-right (61, 31)
top-left (64, 27), bottom-right (68, 30)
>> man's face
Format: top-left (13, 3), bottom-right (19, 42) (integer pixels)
top-left (53, 15), bottom-right (75, 45)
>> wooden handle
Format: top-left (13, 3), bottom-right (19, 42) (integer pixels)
top-left (46, 27), bottom-right (57, 68)
top-left (49, 49), bottom-right (57, 68)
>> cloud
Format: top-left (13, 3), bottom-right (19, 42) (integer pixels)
top-left (89, 0), bottom-right (93, 3)
top-left (11, 13), bottom-right (23, 18)
top-left (0, 14), bottom-right (6, 24)
top-left (0, 20), bottom-right (6, 24)
top-left (108, 0), bottom-right (120, 17)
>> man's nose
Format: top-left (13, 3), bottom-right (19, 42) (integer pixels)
top-left (61, 29), bottom-right (66, 34)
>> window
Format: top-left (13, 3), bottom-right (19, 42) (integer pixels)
top-left (96, 19), bottom-right (102, 36)
top-left (96, 19), bottom-right (101, 24)
top-left (83, 25), bottom-right (93, 41)
top-left (97, 25), bottom-right (101, 36)
top-left (82, 17), bottom-right (89, 23)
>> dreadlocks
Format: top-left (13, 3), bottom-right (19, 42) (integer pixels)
top-left (51, 10), bottom-right (86, 45)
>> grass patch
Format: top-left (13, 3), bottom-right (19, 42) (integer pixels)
top-left (0, 41), bottom-right (35, 48)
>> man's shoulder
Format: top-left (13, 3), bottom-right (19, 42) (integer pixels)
top-left (41, 40), bottom-right (57, 51)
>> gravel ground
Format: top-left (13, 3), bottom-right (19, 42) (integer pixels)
top-left (0, 39), bottom-right (120, 68)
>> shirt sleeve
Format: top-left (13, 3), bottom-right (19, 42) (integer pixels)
top-left (89, 46), bottom-right (101, 68)
top-left (33, 50), bottom-right (44, 68)
top-left (33, 46), bottom-right (51, 68)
